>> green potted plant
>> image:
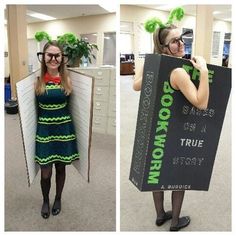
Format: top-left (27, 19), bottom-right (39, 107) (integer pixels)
top-left (35, 31), bottom-right (98, 67)
top-left (57, 33), bottom-right (98, 67)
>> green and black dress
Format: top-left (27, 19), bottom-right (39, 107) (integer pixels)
top-left (35, 76), bottom-right (79, 167)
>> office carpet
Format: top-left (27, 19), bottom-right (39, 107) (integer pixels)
top-left (5, 114), bottom-right (116, 231)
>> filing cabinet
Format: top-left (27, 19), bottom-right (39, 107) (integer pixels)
top-left (74, 67), bottom-right (116, 135)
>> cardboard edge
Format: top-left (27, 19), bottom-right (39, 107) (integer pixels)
top-left (87, 76), bottom-right (95, 183)
top-left (68, 68), bottom-right (95, 183)
top-left (140, 54), bottom-right (161, 191)
top-left (16, 85), bottom-right (31, 187)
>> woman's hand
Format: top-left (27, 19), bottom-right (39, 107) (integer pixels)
top-left (190, 56), bottom-right (208, 72)
top-left (133, 77), bottom-right (143, 91)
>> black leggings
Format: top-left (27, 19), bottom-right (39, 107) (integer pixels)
top-left (40, 163), bottom-right (66, 202)
top-left (152, 190), bottom-right (185, 226)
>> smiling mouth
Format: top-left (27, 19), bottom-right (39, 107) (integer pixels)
top-left (48, 62), bottom-right (59, 65)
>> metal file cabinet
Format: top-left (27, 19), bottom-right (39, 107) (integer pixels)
top-left (75, 67), bottom-right (116, 135)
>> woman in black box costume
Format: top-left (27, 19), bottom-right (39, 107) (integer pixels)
top-left (133, 7), bottom-right (209, 231)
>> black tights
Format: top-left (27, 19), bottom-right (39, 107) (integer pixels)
top-left (152, 191), bottom-right (185, 226)
top-left (41, 163), bottom-right (66, 203)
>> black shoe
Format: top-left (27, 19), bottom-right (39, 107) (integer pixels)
top-left (52, 198), bottom-right (61, 216)
top-left (41, 201), bottom-right (50, 219)
top-left (156, 211), bottom-right (172, 226)
top-left (170, 216), bottom-right (191, 231)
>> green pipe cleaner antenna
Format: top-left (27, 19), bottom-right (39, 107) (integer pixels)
top-left (35, 31), bottom-right (52, 43)
top-left (144, 7), bottom-right (185, 33)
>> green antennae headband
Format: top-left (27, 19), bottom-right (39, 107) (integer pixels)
top-left (35, 31), bottom-right (52, 43)
top-left (145, 7), bottom-right (185, 33)
top-left (34, 31), bottom-right (78, 46)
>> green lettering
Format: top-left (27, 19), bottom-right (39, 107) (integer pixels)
top-left (192, 68), bottom-right (200, 81)
top-left (156, 121), bottom-right (168, 133)
top-left (163, 81), bottom-right (174, 94)
top-left (182, 64), bottom-right (193, 73)
top-left (208, 70), bottom-right (214, 84)
top-left (147, 79), bottom-right (174, 185)
top-left (183, 64), bottom-right (214, 84)
top-left (148, 171), bottom-right (160, 184)
top-left (154, 134), bottom-right (166, 148)
top-left (150, 160), bottom-right (162, 171)
top-left (161, 94), bottom-right (173, 107)
top-left (159, 108), bottom-right (170, 120)
top-left (152, 147), bottom-right (164, 159)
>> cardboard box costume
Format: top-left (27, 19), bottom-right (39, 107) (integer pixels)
top-left (17, 69), bottom-right (94, 186)
top-left (129, 54), bottom-right (231, 191)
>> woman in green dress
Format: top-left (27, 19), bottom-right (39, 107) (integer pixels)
top-left (35, 40), bottom-right (79, 219)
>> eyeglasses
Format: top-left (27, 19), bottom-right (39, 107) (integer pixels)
top-left (164, 30), bottom-right (193, 54)
top-left (37, 52), bottom-right (69, 64)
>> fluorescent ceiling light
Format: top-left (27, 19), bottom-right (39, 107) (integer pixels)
top-left (27, 11), bottom-right (56, 21)
top-left (157, 5), bottom-right (183, 11)
top-left (99, 4), bottom-right (116, 13)
top-left (104, 36), bottom-right (110, 39)
top-left (213, 11), bottom-right (221, 15)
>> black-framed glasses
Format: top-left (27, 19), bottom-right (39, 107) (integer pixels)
top-left (37, 52), bottom-right (69, 64)
top-left (164, 30), bottom-right (193, 54)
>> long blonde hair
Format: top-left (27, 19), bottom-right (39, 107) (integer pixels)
top-left (35, 40), bottom-right (72, 95)
top-left (153, 24), bottom-right (177, 54)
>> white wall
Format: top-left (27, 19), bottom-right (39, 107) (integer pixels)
top-left (4, 25), bottom-right (9, 77)
top-left (211, 20), bottom-right (231, 66)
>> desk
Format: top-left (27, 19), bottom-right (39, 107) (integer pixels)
top-left (120, 62), bottom-right (135, 75)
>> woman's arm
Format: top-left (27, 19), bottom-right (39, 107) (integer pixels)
top-left (133, 58), bottom-right (144, 91)
top-left (170, 56), bottom-right (209, 110)
top-left (67, 76), bottom-right (72, 92)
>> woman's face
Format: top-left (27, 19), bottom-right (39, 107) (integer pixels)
top-left (44, 45), bottom-right (62, 70)
top-left (163, 28), bottom-right (185, 58)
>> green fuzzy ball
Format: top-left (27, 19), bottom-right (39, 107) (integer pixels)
top-left (35, 31), bottom-right (51, 42)
top-left (175, 7), bottom-right (184, 21)
top-left (167, 7), bottom-right (185, 24)
top-left (57, 33), bottom-right (78, 46)
top-left (145, 18), bottom-right (165, 33)
top-left (144, 6), bottom-right (185, 34)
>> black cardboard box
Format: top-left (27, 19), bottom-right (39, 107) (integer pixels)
top-left (129, 54), bottom-right (231, 191)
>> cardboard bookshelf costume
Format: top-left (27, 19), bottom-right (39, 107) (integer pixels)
top-left (16, 69), bottom-right (94, 186)
top-left (129, 54), bottom-right (231, 191)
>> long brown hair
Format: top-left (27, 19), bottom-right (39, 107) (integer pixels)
top-left (153, 24), bottom-right (177, 54)
top-left (35, 40), bottom-right (72, 95)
